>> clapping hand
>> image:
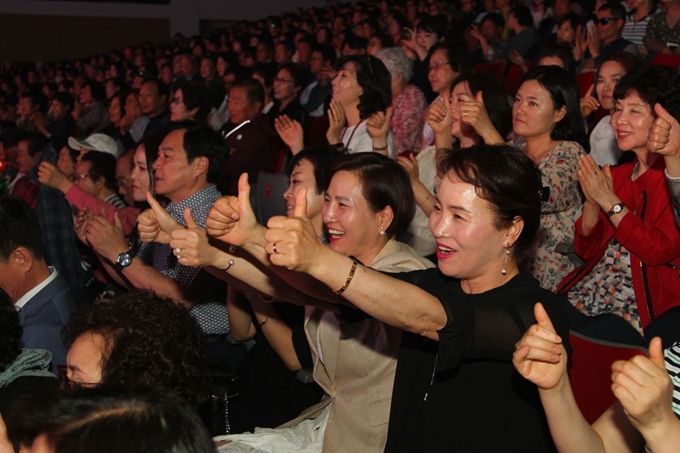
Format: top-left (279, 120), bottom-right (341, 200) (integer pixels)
top-left (326, 100), bottom-right (347, 145)
top-left (274, 114), bottom-right (304, 155)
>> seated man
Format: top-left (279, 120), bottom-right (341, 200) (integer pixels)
top-left (506, 6), bottom-right (540, 60)
top-left (12, 132), bottom-right (47, 209)
top-left (470, 13), bottom-right (508, 64)
top-left (580, 2), bottom-right (641, 71)
top-left (219, 78), bottom-right (276, 196)
top-left (0, 196), bottom-right (73, 372)
top-left (84, 124), bottom-right (236, 344)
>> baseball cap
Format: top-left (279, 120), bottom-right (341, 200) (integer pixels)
top-left (68, 133), bottom-right (120, 158)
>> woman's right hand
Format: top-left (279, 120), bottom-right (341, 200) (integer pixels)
top-left (426, 98), bottom-right (452, 137)
top-left (513, 303), bottom-right (568, 391)
top-left (326, 99), bottom-right (346, 145)
top-left (573, 24), bottom-right (587, 61)
top-left (397, 153), bottom-right (421, 186)
top-left (580, 84), bottom-right (599, 118)
top-left (460, 91), bottom-right (499, 142)
top-left (206, 173), bottom-right (259, 247)
top-left (274, 115), bottom-right (304, 155)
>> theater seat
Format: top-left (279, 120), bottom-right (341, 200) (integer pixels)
top-left (473, 62), bottom-right (504, 80)
top-left (256, 171), bottom-right (289, 224)
top-left (567, 331), bottom-right (647, 423)
top-left (650, 53), bottom-right (680, 70)
top-left (503, 63), bottom-right (525, 95)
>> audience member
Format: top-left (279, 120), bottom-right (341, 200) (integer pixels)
top-left (558, 66), bottom-right (680, 346)
top-left (75, 80), bottom-right (110, 137)
top-left (469, 13), bottom-right (508, 64)
top-left (0, 195), bottom-right (73, 372)
top-left (376, 47), bottom-right (427, 157)
top-left (507, 6), bottom-right (541, 60)
top-left (644, 0), bottom-right (680, 55)
top-left (579, 2), bottom-right (640, 71)
top-left (12, 132), bottom-right (46, 209)
top-left (220, 78), bottom-right (276, 196)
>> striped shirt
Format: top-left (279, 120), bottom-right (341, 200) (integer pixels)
top-left (623, 8), bottom-right (659, 49)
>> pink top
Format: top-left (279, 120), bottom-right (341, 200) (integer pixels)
top-left (390, 84), bottom-right (427, 156)
top-left (65, 184), bottom-right (140, 236)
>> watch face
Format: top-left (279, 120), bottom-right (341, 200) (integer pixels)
top-left (613, 205), bottom-right (622, 213)
top-left (117, 253), bottom-right (132, 267)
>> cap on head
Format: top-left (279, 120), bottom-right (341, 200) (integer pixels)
top-left (68, 133), bottom-right (121, 158)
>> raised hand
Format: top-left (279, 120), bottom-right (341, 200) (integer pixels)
top-left (38, 161), bottom-right (73, 193)
top-left (426, 97), bottom-right (452, 137)
top-left (648, 103), bottom-right (680, 159)
top-left (86, 209), bottom-right (128, 262)
top-left (460, 91), bottom-right (500, 142)
top-left (170, 207), bottom-right (219, 268)
top-left (137, 192), bottom-right (182, 244)
top-left (326, 99), bottom-right (346, 145)
top-left (513, 303), bottom-right (567, 391)
top-left (274, 114), bottom-right (304, 155)
top-left (508, 50), bottom-right (525, 67)
top-left (397, 153), bottom-right (420, 186)
top-left (265, 187), bottom-right (325, 272)
top-left (366, 107), bottom-right (393, 154)
top-left (206, 173), bottom-right (258, 247)
top-left (580, 84), bottom-right (600, 118)
top-left (611, 337), bottom-right (675, 437)
top-left (574, 25), bottom-right (587, 61)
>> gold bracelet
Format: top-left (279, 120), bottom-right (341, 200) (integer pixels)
top-left (222, 259), bottom-right (235, 271)
top-left (334, 257), bottom-right (359, 295)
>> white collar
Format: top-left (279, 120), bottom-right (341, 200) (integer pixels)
top-left (14, 266), bottom-right (58, 311)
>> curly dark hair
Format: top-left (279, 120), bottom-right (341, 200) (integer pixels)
top-left (63, 291), bottom-right (210, 407)
top-left (0, 288), bottom-right (21, 372)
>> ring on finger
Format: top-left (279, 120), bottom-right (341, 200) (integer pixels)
top-left (591, 171), bottom-right (597, 176)
top-left (272, 242), bottom-right (278, 254)
top-left (174, 247), bottom-right (182, 255)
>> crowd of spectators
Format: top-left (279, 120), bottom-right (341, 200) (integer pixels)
top-left (1, 0), bottom-right (680, 451)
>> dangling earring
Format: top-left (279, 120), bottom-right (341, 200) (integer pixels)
top-left (379, 226), bottom-right (386, 236)
top-left (501, 248), bottom-right (510, 276)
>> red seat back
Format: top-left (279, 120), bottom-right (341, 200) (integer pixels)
top-left (568, 331), bottom-right (647, 423)
top-left (650, 53), bottom-right (680, 70)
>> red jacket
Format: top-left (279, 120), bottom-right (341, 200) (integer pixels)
top-left (557, 158), bottom-right (680, 328)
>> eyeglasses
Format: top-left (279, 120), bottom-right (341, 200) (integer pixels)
top-left (596, 17), bottom-right (620, 25)
top-left (274, 77), bottom-right (294, 84)
top-left (428, 61), bottom-right (451, 72)
top-left (57, 365), bottom-right (101, 391)
top-left (74, 173), bottom-right (94, 181)
top-left (171, 97), bottom-right (184, 105)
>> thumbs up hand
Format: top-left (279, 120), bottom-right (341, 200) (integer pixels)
top-left (206, 173), bottom-right (259, 247)
top-left (265, 187), bottom-right (323, 272)
top-left (169, 207), bottom-right (218, 268)
top-left (137, 192), bottom-right (182, 244)
top-left (611, 337), bottom-right (676, 439)
top-left (512, 302), bottom-right (568, 391)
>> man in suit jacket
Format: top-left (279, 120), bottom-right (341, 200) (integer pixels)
top-left (0, 195), bottom-right (72, 372)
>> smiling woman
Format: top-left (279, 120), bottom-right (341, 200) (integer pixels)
top-left (260, 144), bottom-right (569, 452)
top-left (557, 65), bottom-right (680, 344)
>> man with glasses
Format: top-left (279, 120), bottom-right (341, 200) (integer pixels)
top-left (582, 2), bottom-right (640, 70)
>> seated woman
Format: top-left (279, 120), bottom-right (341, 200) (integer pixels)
top-left (62, 291), bottom-right (211, 408)
top-left (375, 47), bottom-right (428, 157)
top-left (581, 52), bottom-right (642, 167)
top-left (266, 63), bottom-right (310, 136)
top-left (164, 153), bottom-right (433, 452)
top-left (420, 43), bottom-right (471, 149)
top-left (259, 144), bottom-right (570, 451)
top-left (509, 41), bottom-right (577, 76)
top-left (170, 82), bottom-right (212, 123)
top-left (275, 54), bottom-right (396, 158)
top-left (397, 72), bottom-right (512, 256)
top-left (557, 66), bottom-right (680, 345)
top-left (514, 304), bottom-right (680, 453)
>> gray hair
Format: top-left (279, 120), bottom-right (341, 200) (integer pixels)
top-left (375, 47), bottom-right (413, 83)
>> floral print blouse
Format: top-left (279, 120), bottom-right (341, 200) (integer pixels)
top-left (519, 141), bottom-right (584, 291)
